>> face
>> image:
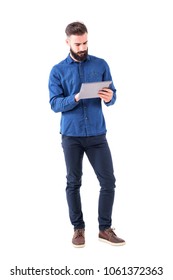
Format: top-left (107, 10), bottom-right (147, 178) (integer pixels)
top-left (66, 33), bottom-right (88, 62)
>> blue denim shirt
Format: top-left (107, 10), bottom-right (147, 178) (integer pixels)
top-left (48, 54), bottom-right (116, 136)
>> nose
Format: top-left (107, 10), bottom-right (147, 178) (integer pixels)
top-left (79, 44), bottom-right (86, 51)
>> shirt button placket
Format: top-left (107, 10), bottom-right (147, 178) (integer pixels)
top-left (84, 105), bottom-right (87, 120)
top-left (83, 102), bottom-right (88, 135)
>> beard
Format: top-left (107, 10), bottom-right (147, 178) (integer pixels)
top-left (70, 48), bottom-right (88, 62)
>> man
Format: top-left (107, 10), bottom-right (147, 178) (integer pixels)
top-left (48, 21), bottom-right (125, 248)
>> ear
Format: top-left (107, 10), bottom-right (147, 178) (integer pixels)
top-left (66, 38), bottom-right (70, 46)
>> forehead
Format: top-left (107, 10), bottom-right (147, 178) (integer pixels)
top-left (69, 33), bottom-right (88, 43)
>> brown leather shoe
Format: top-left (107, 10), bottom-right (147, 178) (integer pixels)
top-left (72, 229), bottom-right (85, 248)
top-left (99, 228), bottom-right (125, 246)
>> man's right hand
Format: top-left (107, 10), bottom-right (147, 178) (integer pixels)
top-left (75, 93), bottom-right (80, 102)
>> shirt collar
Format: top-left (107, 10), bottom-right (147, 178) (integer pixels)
top-left (66, 53), bottom-right (90, 64)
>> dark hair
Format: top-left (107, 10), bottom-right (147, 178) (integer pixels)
top-left (65, 21), bottom-right (88, 37)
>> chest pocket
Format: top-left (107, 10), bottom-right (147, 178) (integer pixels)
top-left (86, 71), bottom-right (103, 82)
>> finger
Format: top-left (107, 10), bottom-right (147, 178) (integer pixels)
top-left (98, 90), bottom-right (109, 95)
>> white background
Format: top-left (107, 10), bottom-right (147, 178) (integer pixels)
top-left (0, 0), bottom-right (173, 279)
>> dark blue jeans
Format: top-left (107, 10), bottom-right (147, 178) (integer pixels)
top-left (61, 134), bottom-right (116, 231)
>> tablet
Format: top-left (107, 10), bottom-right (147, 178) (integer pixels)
top-left (78, 81), bottom-right (112, 99)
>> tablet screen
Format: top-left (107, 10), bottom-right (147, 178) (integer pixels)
top-left (78, 81), bottom-right (112, 99)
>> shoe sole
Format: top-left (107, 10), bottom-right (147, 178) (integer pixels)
top-left (73, 244), bottom-right (85, 248)
top-left (99, 238), bottom-right (126, 246)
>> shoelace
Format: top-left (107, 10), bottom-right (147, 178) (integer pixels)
top-left (74, 229), bottom-right (84, 238)
top-left (106, 228), bottom-right (117, 236)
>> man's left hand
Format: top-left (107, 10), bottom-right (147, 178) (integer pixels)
top-left (98, 88), bottom-right (113, 103)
